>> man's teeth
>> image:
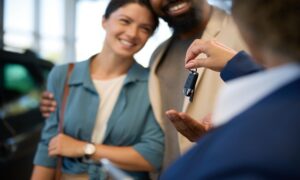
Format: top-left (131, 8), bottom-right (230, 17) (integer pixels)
top-left (120, 40), bottom-right (134, 47)
top-left (169, 2), bottom-right (187, 11)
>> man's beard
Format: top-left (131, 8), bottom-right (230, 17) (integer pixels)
top-left (161, 6), bottom-right (201, 35)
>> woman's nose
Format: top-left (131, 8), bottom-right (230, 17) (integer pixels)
top-left (126, 25), bottom-right (139, 38)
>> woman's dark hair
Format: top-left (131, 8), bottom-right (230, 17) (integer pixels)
top-left (104, 0), bottom-right (159, 34)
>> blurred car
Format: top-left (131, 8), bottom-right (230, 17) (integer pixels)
top-left (0, 49), bottom-right (54, 180)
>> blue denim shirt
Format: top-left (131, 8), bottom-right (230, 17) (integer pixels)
top-left (34, 59), bottom-right (164, 180)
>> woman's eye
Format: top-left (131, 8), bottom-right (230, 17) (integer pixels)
top-left (141, 27), bottom-right (152, 34)
top-left (120, 19), bottom-right (130, 24)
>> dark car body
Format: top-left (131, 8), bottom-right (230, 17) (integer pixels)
top-left (0, 49), bottom-right (54, 179)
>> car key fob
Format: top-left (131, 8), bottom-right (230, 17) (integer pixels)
top-left (183, 69), bottom-right (198, 102)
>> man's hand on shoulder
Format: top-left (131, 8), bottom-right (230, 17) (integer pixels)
top-left (40, 91), bottom-right (57, 118)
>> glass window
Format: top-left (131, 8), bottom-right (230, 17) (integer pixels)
top-left (75, 0), bottom-right (108, 61)
top-left (40, 0), bottom-right (64, 38)
top-left (4, 0), bottom-right (34, 32)
top-left (4, 0), bottom-right (65, 63)
top-left (208, 0), bottom-right (232, 12)
top-left (4, 33), bottom-right (33, 50)
top-left (4, 0), bottom-right (34, 50)
top-left (39, 0), bottom-right (64, 63)
top-left (40, 39), bottom-right (64, 63)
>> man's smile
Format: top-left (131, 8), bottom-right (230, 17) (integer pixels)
top-left (163, 1), bottom-right (192, 16)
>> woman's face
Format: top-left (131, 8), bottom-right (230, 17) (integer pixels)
top-left (102, 3), bottom-right (155, 58)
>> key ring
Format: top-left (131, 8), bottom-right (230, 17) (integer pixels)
top-left (190, 68), bottom-right (197, 72)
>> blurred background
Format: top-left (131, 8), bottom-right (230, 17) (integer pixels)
top-left (1, 0), bottom-right (231, 66)
top-left (0, 0), bottom-right (231, 179)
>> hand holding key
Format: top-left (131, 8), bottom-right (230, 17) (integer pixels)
top-left (185, 39), bottom-right (237, 72)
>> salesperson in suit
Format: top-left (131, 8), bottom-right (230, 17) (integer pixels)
top-left (161, 0), bottom-right (300, 179)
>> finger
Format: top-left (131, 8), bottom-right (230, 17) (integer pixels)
top-left (48, 139), bottom-right (57, 154)
top-left (56, 134), bottom-right (66, 153)
top-left (40, 100), bottom-right (56, 117)
top-left (42, 91), bottom-right (54, 99)
top-left (166, 111), bottom-right (188, 130)
top-left (40, 99), bottom-right (57, 107)
top-left (40, 104), bottom-right (54, 112)
top-left (42, 113), bottom-right (50, 118)
top-left (41, 91), bottom-right (56, 109)
top-left (49, 136), bottom-right (56, 147)
top-left (185, 42), bottom-right (206, 63)
top-left (185, 39), bottom-right (206, 61)
top-left (166, 110), bottom-right (184, 122)
top-left (48, 144), bottom-right (56, 153)
top-left (185, 57), bottom-right (208, 69)
top-left (179, 113), bottom-right (206, 141)
top-left (185, 39), bottom-right (199, 61)
top-left (202, 114), bottom-right (213, 130)
top-left (40, 107), bottom-right (54, 118)
top-left (165, 109), bottom-right (178, 117)
top-left (50, 139), bottom-right (62, 156)
top-left (178, 113), bottom-right (200, 131)
top-left (48, 148), bottom-right (58, 157)
top-left (166, 110), bottom-right (181, 123)
top-left (168, 116), bottom-right (197, 140)
top-left (214, 40), bottom-right (235, 52)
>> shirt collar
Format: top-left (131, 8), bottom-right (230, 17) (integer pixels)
top-left (68, 57), bottom-right (148, 92)
top-left (213, 63), bottom-right (300, 127)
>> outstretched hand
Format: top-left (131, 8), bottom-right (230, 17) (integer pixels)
top-left (166, 109), bottom-right (213, 142)
top-left (40, 91), bottom-right (57, 118)
top-left (185, 39), bottom-right (237, 72)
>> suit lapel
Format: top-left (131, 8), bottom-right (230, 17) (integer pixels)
top-left (149, 38), bottom-right (173, 128)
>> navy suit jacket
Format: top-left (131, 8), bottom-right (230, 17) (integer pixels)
top-left (221, 51), bottom-right (264, 81)
top-left (160, 53), bottom-right (300, 179)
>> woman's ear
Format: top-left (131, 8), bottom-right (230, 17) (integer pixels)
top-left (102, 16), bottom-right (107, 29)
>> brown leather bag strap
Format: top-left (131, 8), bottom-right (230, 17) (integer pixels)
top-left (55, 63), bottom-right (74, 180)
top-left (58, 63), bottom-right (74, 133)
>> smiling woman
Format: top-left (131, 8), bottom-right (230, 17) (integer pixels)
top-left (101, 2), bottom-right (157, 59)
top-left (31, 0), bottom-right (164, 180)
top-left (75, 0), bottom-right (171, 67)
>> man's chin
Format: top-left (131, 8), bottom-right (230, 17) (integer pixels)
top-left (164, 16), bottom-right (199, 34)
top-left (172, 24), bottom-right (197, 35)
top-left (162, 9), bottom-right (200, 34)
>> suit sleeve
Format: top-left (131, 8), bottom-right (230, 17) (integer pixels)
top-left (220, 51), bottom-right (264, 81)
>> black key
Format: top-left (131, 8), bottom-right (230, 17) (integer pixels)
top-left (183, 70), bottom-right (199, 102)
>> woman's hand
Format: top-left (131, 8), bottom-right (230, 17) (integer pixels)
top-left (48, 133), bottom-right (86, 158)
top-left (185, 39), bottom-right (237, 72)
